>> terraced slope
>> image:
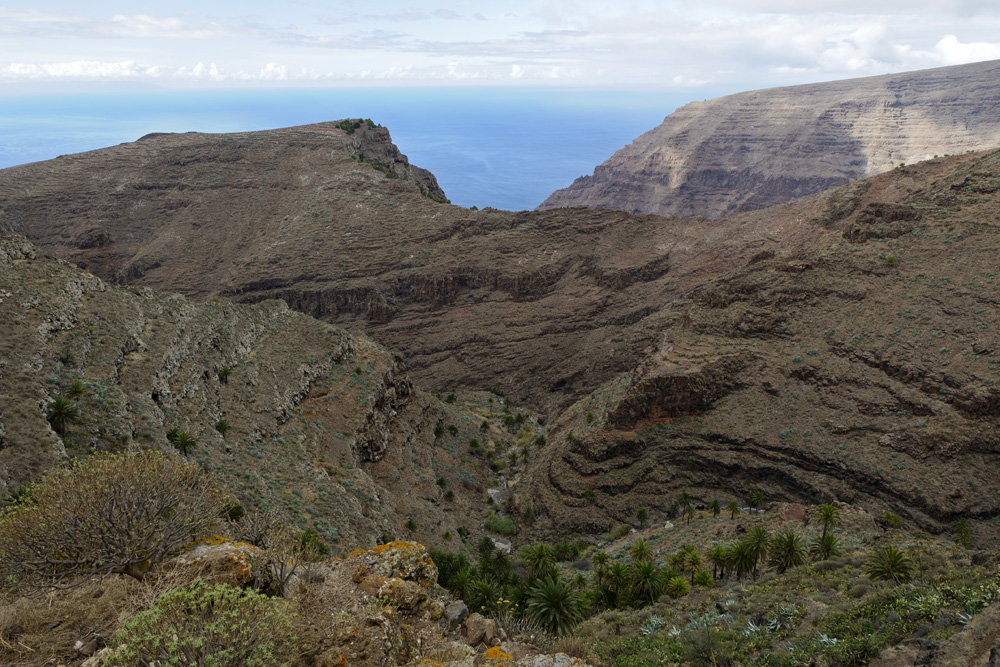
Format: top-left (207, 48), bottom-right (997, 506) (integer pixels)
top-left (520, 151), bottom-right (1000, 538)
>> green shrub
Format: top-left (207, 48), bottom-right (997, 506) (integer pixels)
top-left (608, 523), bottom-right (631, 541)
top-left (484, 514), bottom-right (517, 536)
top-left (106, 581), bottom-right (296, 666)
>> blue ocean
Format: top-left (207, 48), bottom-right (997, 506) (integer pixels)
top-left (0, 87), bottom-right (719, 211)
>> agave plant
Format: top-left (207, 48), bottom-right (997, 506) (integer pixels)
top-left (640, 615), bottom-right (666, 636)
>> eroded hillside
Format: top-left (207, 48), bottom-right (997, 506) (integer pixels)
top-left (520, 151), bottom-right (1000, 539)
top-left (0, 121), bottom-right (821, 414)
top-left (0, 233), bottom-right (495, 551)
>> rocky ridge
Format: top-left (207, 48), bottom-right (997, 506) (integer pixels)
top-left (539, 59), bottom-right (1000, 219)
top-left (0, 121), bottom-right (820, 414)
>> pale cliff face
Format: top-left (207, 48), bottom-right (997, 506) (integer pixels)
top-left (538, 59), bottom-right (1000, 218)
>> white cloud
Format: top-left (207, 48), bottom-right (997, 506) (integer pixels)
top-left (1, 2), bottom-right (1000, 89)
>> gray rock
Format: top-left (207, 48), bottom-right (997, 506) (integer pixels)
top-left (445, 600), bottom-right (469, 631)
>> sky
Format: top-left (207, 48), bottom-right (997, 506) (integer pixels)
top-left (2, 1), bottom-right (1000, 92)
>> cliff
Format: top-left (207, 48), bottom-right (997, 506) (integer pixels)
top-left (538, 59), bottom-right (1000, 218)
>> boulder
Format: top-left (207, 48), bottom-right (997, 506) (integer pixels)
top-left (348, 541), bottom-right (438, 588)
top-left (378, 577), bottom-right (428, 612)
top-left (445, 600), bottom-right (469, 631)
top-left (464, 613), bottom-right (496, 647)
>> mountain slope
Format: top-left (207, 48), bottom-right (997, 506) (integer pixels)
top-left (0, 121), bottom-right (820, 414)
top-left (538, 59), bottom-right (1000, 218)
top-left (520, 149), bottom-right (1000, 538)
top-left (0, 233), bottom-right (494, 551)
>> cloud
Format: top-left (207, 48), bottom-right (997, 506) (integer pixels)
top-left (933, 34), bottom-right (1000, 64)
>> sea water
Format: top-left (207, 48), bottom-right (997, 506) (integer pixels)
top-left (0, 87), bottom-right (718, 211)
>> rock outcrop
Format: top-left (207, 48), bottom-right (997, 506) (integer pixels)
top-left (539, 59), bottom-right (1000, 218)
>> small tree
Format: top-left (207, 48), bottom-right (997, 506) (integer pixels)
top-left (709, 499), bottom-right (721, 518)
top-left (218, 367), bottom-right (232, 384)
top-left (0, 451), bottom-right (226, 589)
top-left (46, 396), bottom-right (80, 436)
top-left (815, 504), bottom-right (841, 542)
top-left (727, 500), bottom-right (740, 520)
top-left (684, 503), bottom-right (695, 525)
top-left (955, 518), bottom-right (972, 548)
top-left (215, 419), bottom-right (232, 439)
top-left (637, 507), bottom-right (648, 527)
top-left (746, 491), bottom-right (764, 513)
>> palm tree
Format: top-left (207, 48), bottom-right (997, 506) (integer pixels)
top-left (518, 543), bottom-right (556, 581)
top-left (727, 500), bottom-right (741, 520)
top-left (65, 380), bottom-right (87, 399)
top-left (606, 562), bottom-right (629, 605)
top-left (683, 503), bottom-right (695, 525)
top-left (664, 574), bottom-right (689, 598)
top-left (629, 540), bottom-right (653, 563)
top-left (955, 518), bottom-right (971, 548)
top-left (629, 560), bottom-right (663, 604)
top-left (171, 431), bottom-right (197, 456)
top-left (637, 508), bottom-right (648, 527)
top-left (746, 491), bottom-right (764, 513)
top-left (810, 533), bottom-right (841, 561)
top-left (218, 367), bottom-right (232, 384)
top-left (466, 576), bottom-right (500, 614)
top-left (526, 577), bottom-right (585, 635)
top-left (677, 492), bottom-right (692, 510)
top-left (745, 527), bottom-right (769, 579)
top-left (450, 568), bottom-right (474, 599)
top-left (769, 531), bottom-right (806, 573)
top-left (706, 544), bottom-right (728, 580)
top-left (592, 552), bottom-right (610, 584)
top-left (815, 504), bottom-right (841, 542)
top-left (709, 499), bottom-right (721, 518)
top-left (730, 541), bottom-right (755, 580)
top-left (686, 551), bottom-right (703, 584)
top-left (46, 396), bottom-right (80, 436)
top-left (866, 545), bottom-right (914, 584)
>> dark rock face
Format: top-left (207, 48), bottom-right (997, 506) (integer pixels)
top-left (539, 60), bottom-right (1000, 218)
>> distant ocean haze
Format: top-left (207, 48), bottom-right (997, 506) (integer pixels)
top-left (0, 87), bottom-right (719, 211)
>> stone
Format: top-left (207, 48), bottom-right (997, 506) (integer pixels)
top-left (427, 599), bottom-right (447, 621)
top-left (377, 577), bottom-right (428, 612)
top-left (445, 601), bottom-right (469, 632)
top-left (464, 613), bottom-right (496, 647)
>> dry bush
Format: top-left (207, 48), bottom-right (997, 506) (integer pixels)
top-left (232, 511), bottom-right (323, 597)
top-left (553, 635), bottom-right (596, 660)
top-left (0, 451), bottom-right (227, 591)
